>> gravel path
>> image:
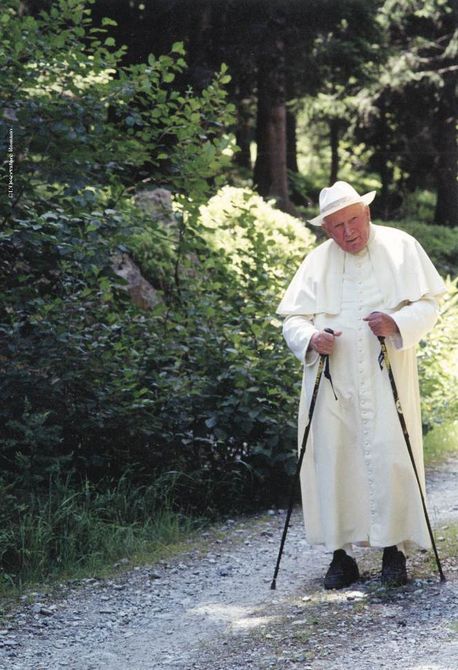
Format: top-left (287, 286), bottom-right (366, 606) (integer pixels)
top-left (1, 459), bottom-right (457, 670)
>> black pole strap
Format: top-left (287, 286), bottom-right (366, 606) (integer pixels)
top-left (377, 336), bottom-right (446, 583)
top-left (324, 355), bottom-right (338, 401)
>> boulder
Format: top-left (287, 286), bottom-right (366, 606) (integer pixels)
top-left (112, 252), bottom-right (161, 310)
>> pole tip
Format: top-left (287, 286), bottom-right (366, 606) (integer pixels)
top-left (440, 574), bottom-right (447, 583)
top-left (270, 579), bottom-right (276, 590)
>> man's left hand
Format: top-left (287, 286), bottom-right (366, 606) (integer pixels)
top-left (363, 311), bottom-right (400, 337)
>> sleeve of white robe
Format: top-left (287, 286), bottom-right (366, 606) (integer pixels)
top-left (282, 315), bottom-right (320, 366)
top-left (283, 297), bottom-right (439, 361)
top-left (389, 297), bottom-right (440, 351)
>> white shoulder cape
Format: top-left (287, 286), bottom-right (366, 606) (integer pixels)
top-left (276, 224), bottom-right (446, 316)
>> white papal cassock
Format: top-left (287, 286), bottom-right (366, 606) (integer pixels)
top-left (277, 224), bottom-right (446, 551)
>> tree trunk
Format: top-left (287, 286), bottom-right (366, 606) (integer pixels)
top-left (286, 109), bottom-right (298, 173)
top-left (434, 76), bottom-right (458, 226)
top-left (329, 119), bottom-right (340, 184)
top-left (254, 83), bottom-right (291, 213)
top-left (234, 71), bottom-right (253, 171)
top-left (267, 102), bottom-right (289, 210)
top-left (253, 15), bottom-right (293, 214)
top-left (235, 118), bottom-right (252, 170)
top-left (378, 97), bottom-right (391, 220)
top-left (253, 75), bottom-right (271, 195)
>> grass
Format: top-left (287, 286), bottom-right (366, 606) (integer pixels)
top-left (424, 421), bottom-right (458, 465)
top-left (434, 521), bottom-right (458, 555)
top-left (0, 475), bottom-right (207, 598)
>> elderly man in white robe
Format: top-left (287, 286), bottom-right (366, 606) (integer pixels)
top-left (277, 181), bottom-right (446, 589)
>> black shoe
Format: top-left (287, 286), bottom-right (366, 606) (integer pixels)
top-left (381, 545), bottom-right (408, 586)
top-left (324, 549), bottom-right (360, 590)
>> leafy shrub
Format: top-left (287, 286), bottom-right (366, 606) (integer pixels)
top-left (172, 187), bottom-right (317, 506)
top-left (423, 420), bottom-right (458, 464)
top-left (199, 185), bottom-right (314, 281)
top-left (0, 0), bottom-right (240, 584)
top-left (0, 0), bottom-right (320, 589)
top-left (0, 0), bottom-right (235, 218)
top-left (418, 276), bottom-right (458, 432)
top-left (122, 187), bottom-right (317, 513)
top-left (396, 189), bottom-right (436, 224)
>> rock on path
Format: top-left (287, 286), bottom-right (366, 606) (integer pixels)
top-left (0, 460), bottom-right (457, 670)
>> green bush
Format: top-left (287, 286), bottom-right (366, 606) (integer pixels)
top-left (418, 276), bottom-right (458, 432)
top-left (423, 420), bottom-right (458, 464)
top-left (199, 185), bottom-right (314, 280)
top-left (174, 187), bottom-right (317, 504)
top-left (125, 186), bottom-right (317, 513)
top-left (0, 0), bottom-right (239, 584)
top-left (0, 0), bottom-right (235, 217)
top-left (396, 189), bottom-right (436, 224)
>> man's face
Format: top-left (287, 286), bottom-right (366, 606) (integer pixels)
top-left (322, 203), bottom-right (370, 254)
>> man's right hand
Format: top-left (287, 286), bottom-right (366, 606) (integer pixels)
top-left (309, 329), bottom-right (342, 355)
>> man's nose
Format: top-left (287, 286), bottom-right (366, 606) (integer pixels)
top-left (344, 222), bottom-right (353, 237)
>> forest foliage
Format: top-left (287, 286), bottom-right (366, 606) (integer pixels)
top-left (0, 0), bottom-right (457, 586)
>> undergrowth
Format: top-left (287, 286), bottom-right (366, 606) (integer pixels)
top-left (423, 421), bottom-right (458, 465)
top-left (0, 474), bottom-right (205, 595)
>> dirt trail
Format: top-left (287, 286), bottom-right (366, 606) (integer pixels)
top-left (1, 460), bottom-right (457, 670)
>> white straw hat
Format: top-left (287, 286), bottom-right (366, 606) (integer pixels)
top-left (308, 181), bottom-right (376, 226)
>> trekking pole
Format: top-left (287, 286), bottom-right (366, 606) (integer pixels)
top-left (377, 336), bottom-right (446, 583)
top-left (270, 328), bottom-right (336, 590)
